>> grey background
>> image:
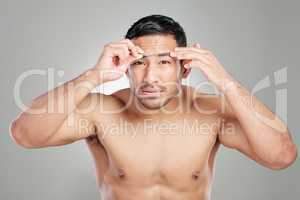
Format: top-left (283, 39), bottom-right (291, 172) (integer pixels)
top-left (1, 0), bottom-right (299, 199)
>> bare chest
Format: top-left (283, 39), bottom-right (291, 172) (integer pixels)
top-left (95, 114), bottom-right (221, 189)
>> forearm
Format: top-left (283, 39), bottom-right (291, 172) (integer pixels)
top-left (170, 43), bottom-right (297, 166)
top-left (11, 67), bottom-right (102, 145)
top-left (222, 80), bottom-right (296, 164)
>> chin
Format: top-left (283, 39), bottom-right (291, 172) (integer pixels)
top-left (140, 99), bottom-right (163, 110)
top-left (138, 97), bottom-right (172, 110)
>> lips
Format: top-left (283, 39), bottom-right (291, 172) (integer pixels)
top-left (140, 86), bottom-right (164, 97)
top-left (141, 87), bottom-right (162, 93)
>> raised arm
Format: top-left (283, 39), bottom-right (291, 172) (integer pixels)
top-left (171, 43), bottom-right (297, 170)
top-left (10, 68), bottom-right (101, 148)
top-left (10, 39), bottom-right (143, 148)
top-left (217, 81), bottom-right (297, 170)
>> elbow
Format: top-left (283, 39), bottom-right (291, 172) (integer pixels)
top-left (268, 144), bottom-right (298, 170)
top-left (10, 119), bottom-right (36, 149)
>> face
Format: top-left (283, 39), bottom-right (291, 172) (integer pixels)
top-left (126, 34), bottom-right (187, 110)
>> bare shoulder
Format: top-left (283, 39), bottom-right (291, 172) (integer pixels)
top-left (186, 85), bottom-right (234, 119)
top-left (111, 87), bottom-right (131, 103)
top-left (83, 91), bottom-right (128, 144)
top-left (76, 91), bottom-right (128, 124)
top-left (85, 91), bottom-right (126, 111)
top-left (184, 85), bottom-right (221, 114)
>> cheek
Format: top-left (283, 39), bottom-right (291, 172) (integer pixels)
top-left (161, 69), bottom-right (180, 82)
top-left (129, 73), bottom-right (144, 86)
top-left (163, 79), bottom-right (181, 92)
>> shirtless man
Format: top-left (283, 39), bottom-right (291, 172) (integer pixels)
top-left (10, 15), bottom-right (297, 200)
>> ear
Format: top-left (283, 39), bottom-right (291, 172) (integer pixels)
top-left (125, 69), bottom-right (129, 77)
top-left (181, 60), bottom-right (192, 79)
top-left (182, 67), bottom-right (191, 78)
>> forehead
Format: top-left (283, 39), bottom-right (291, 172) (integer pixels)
top-left (131, 34), bottom-right (177, 55)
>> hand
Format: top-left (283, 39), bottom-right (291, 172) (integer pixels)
top-left (94, 39), bottom-right (144, 82)
top-left (170, 43), bottom-right (234, 92)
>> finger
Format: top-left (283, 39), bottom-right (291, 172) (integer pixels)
top-left (171, 48), bottom-right (210, 61)
top-left (109, 43), bottom-right (130, 58)
top-left (105, 45), bottom-right (131, 70)
top-left (119, 41), bottom-right (139, 58)
top-left (171, 50), bottom-right (211, 63)
top-left (182, 59), bottom-right (193, 69)
top-left (122, 39), bottom-right (144, 54)
top-left (174, 46), bottom-right (209, 54)
top-left (182, 58), bottom-right (208, 70)
top-left (180, 59), bottom-right (207, 70)
top-left (120, 39), bottom-right (144, 57)
top-left (135, 45), bottom-right (144, 54)
top-left (109, 44), bottom-right (141, 68)
top-left (172, 52), bottom-right (211, 67)
top-left (110, 41), bottom-right (139, 59)
top-left (105, 70), bottom-right (124, 81)
top-left (188, 60), bottom-right (208, 70)
top-left (174, 48), bottom-right (217, 64)
top-left (192, 43), bottom-right (202, 51)
top-left (195, 43), bottom-right (201, 48)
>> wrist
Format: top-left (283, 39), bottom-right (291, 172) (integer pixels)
top-left (82, 68), bottom-right (104, 87)
top-left (218, 77), bottom-right (238, 94)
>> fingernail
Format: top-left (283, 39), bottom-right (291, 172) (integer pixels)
top-left (136, 46), bottom-right (144, 53)
top-left (136, 54), bottom-right (143, 59)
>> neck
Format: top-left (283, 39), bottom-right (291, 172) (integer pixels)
top-left (128, 86), bottom-right (186, 120)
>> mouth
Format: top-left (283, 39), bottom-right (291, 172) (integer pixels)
top-left (139, 87), bottom-right (164, 97)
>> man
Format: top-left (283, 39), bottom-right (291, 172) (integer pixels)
top-left (10, 15), bottom-right (297, 200)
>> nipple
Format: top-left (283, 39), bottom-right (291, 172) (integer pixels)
top-left (191, 171), bottom-right (200, 180)
top-left (117, 169), bottom-right (125, 178)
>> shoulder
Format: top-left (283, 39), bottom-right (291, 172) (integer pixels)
top-left (184, 85), bottom-right (223, 116)
top-left (187, 85), bottom-right (234, 118)
top-left (111, 88), bottom-right (131, 103)
top-left (76, 91), bottom-right (127, 120)
top-left (80, 92), bottom-right (125, 110)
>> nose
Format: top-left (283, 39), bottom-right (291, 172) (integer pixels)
top-left (143, 64), bottom-right (160, 84)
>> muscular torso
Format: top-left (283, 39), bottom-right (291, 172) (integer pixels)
top-left (86, 86), bottom-right (222, 200)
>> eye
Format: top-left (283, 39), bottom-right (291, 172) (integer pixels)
top-left (159, 60), bottom-right (171, 65)
top-left (131, 60), bottom-right (145, 66)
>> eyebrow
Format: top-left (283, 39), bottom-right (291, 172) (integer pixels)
top-left (141, 52), bottom-right (171, 59)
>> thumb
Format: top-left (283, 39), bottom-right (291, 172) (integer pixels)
top-left (193, 43), bottom-right (201, 48)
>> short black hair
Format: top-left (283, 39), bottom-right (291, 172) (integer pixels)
top-left (125, 14), bottom-right (187, 47)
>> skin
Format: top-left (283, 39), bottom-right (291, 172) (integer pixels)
top-left (10, 35), bottom-right (297, 200)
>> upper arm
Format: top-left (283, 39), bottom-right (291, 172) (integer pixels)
top-left (45, 93), bottom-right (123, 147)
top-left (217, 97), bottom-right (274, 168)
top-left (192, 89), bottom-right (272, 168)
top-left (218, 117), bottom-right (272, 167)
top-left (44, 93), bottom-right (98, 147)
